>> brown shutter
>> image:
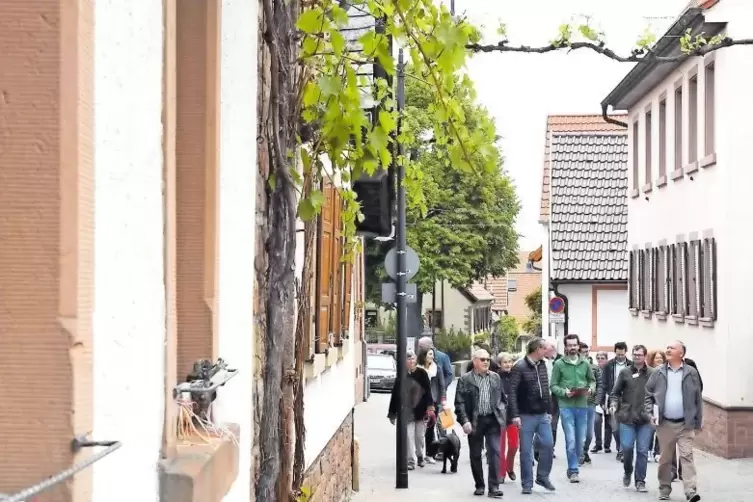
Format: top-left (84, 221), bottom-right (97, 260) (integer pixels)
top-left (317, 185), bottom-right (335, 352)
top-left (342, 260), bottom-right (353, 336)
top-left (330, 189), bottom-right (343, 346)
top-left (662, 245), bottom-right (670, 313)
top-left (693, 240), bottom-right (702, 317)
top-left (680, 242), bottom-right (688, 316)
top-left (637, 249), bottom-right (645, 310)
top-left (628, 250), bottom-right (634, 309)
top-left (668, 244), bottom-right (676, 315)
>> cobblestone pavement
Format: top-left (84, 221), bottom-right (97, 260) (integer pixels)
top-left (353, 383), bottom-right (753, 502)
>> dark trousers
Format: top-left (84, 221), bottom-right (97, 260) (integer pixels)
top-left (426, 423), bottom-right (438, 457)
top-left (594, 411), bottom-right (603, 448)
top-left (604, 412), bottom-right (621, 451)
top-left (468, 415), bottom-right (502, 490)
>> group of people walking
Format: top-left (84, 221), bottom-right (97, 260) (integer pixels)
top-left (388, 334), bottom-right (705, 501)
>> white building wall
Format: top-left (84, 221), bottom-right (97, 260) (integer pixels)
top-left (555, 284), bottom-right (627, 355)
top-left (624, 0), bottom-right (753, 405)
top-left (91, 2), bottom-right (166, 501)
top-left (540, 224), bottom-right (551, 339)
top-left (214, 0), bottom-right (259, 500)
top-left (556, 284), bottom-right (590, 352)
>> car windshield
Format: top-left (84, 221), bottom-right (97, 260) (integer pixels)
top-left (368, 356), bottom-right (395, 371)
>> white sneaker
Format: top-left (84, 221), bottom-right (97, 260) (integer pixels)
top-left (654, 454), bottom-right (661, 463)
top-left (426, 456), bottom-right (436, 464)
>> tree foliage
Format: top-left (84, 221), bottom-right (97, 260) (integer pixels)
top-left (403, 72), bottom-right (520, 293)
top-left (521, 286), bottom-right (542, 336)
top-left (497, 316), bottom-right (520, 353)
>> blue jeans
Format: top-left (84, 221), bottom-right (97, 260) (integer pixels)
top-left (560, 407), bottom-right (588, 474)
top-left (620, 423), bottom-right (654, 484)
top-left (519, 414), bottom-right (554, 490)
top-left (583, 406), bottom-right (596, 455)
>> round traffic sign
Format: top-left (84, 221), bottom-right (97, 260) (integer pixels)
top-left (384, 246), bottom-right (420, 282)
top-left (549, 296), bottom-right (565, 314)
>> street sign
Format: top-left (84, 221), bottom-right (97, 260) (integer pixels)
top-left (384, 246), bottom-right (420, 282)
top-left (549, 296), bottom-right (565, 314)
top-left (381, 282), bottom-right (418, 304)
top-left (550, 312), bottom-right (565, 324)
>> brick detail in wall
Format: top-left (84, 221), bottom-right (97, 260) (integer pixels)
top-left (175, 0), bottom-right (221, 378)
top-left (302, 411), bottom-right (354, 502)
top-left (696, 400), bottom-right (753, 459)
top-left (0, 1), bottom-right (95, 500)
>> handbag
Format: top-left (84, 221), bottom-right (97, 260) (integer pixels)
top-left (439, 408), bottom-right (455, 430)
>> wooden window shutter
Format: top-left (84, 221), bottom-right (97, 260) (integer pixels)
top-left (668, 244), bottom-right (676, 315)
top-left (703, 238), bottom-right (717, 320)
top-left (679, 242), bottom-right (688, 316)
top-left (646, 248), bottom-right (656, 312)
top-left (637, 250), bottom-right (645, 310)
top-left (342, 260), bottom-right (353, 336)
top-left (693, 240), bottom-right (702, 317)
top-left (330, 189), bottom-right (344, 346)
top-left (628, 250), bottom-right (635, 309)
top-left (316, 184), bottom-right (335, 352)
top-left (662, 245), bottom-right (670, 313)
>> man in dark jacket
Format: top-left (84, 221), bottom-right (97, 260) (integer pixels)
top-left (601, 341), bottom-right (631, 459)
top-left (418, 336), bottom-right (454, 389)
top-left (455, 348), bottom-right (506, 498)
top-left (610, 344), bottom-right (653, 492)
top-left (509, 338), bottom-right (557, 495)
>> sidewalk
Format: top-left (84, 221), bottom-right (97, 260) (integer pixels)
top-left (352, 382), bottom-right (753, 501)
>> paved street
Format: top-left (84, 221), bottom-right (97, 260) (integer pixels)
top-left (353, 383), bottom-right (753, 501)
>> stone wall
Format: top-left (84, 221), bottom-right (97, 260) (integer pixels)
top-left (303, 411), bottom-right (354, 502)
top-left (696, 400), bottom-right (753, 459)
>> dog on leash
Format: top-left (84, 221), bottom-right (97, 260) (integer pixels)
top-left (436, 429), bottom-right (461, 473)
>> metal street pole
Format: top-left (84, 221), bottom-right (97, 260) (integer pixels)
top-left (394, 48), bottom-right (409, 490)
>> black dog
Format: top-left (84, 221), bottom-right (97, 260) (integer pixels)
top-left (437, 430), bottom-right (461, 473)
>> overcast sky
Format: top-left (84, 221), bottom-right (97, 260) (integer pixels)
top-left (446, 0), bottom-right (689, 250)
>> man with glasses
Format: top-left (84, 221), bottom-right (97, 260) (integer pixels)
top-left (455, 349), bottom-right (507, 498)
top-left (550, 334), bottom-right (596, 483)
top-left (509, 337), bottom-right (557, 495)
top-left (609, 345), bottom-right (653, 493)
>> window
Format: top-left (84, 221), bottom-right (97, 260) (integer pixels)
top-left (632, 121), bottom-right (640, 190)
top-left (700, 238), bottom-right (718, 320)
top-left (704, 63), bottom-right (715, 155)
top-left (426, 309), bottom-right (443, 329)
top-left (674, 86), bottom-right (683, 171)
top-left (645, 110), bottom-right (652, 184)
top-left (688, 75), bottom-right (698, 164)
top-left (507, 279), bottom-right (518, 292)
top-left (659, 99), bottom-right (667, 177)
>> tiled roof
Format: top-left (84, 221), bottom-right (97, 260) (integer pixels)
top-left (461, 282), bottom-right (495, 302)
top-left (539, 114), bottom-right (626, 223)
top-left (549, 133), bottom-right (628, 281)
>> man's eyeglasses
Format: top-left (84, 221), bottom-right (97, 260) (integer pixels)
top-left (478, 358), bottom-right (490, 363)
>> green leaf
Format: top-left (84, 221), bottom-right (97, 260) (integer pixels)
top-left (298, 198), bottom-right (316, 221)
top-left (331, 30), bottom-right (346, 57)
top-left (378, 110), bottom-right (397, 134)
top-left (310, 189), bottom-right (326, 211)
top-left (297, 9), bottom-right (324, 34)
top-left (317, 74), bottom-right (341, 97)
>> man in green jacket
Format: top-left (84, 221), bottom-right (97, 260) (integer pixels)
top-left (550, 334), bottom-right (596, 483)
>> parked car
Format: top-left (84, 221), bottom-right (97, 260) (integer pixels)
top-left (367, 353), bottom-right (397, 392)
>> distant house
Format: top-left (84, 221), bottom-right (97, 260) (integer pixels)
top-left (423, 281), bottom-right (494, 335)
top-left (538, 115), bottom-right (629, 352)
top-left (601, 0), bottom-right (753, 459)
top-left (499, 251), bottom-right (543, 328)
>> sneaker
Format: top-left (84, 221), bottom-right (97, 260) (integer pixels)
top-left (605, 447), bottom-right (612, 453)
top-left (417, 457), bottom-right (425, 468)
top-left (425, 456), bottom-right (436, 464)
top-left (507, 471), bottom-right (517, 481)
top-left (591, 446), bottom-right (602, 453)
top-left (623, 473), bottom-right (632, 487)
top-left (521, 487), bottom-right (533, 495)
top-left (407, 463), bottom-right (415, 471)
top-left (654, 454), bottom-right (661, 463)
top-left (579, 455), bottom-right (586, 466)
top-left (659, 494), bottom-right (670, 500)
top-left (535, 478), bottom-right (556, 491)
top-left (687, 494), bottom-right (701, 502)
top-left (488, 489), bottom-right (504, 499)
top-left (617, 451), bottom-right (624, 462)
top-left (568, 472), bottom-right (580, 483)
top-left (473, 488), bottom-right (485, 496)
top-left (583, 453), bottom-right (592, 464)
top-left (636, 482), bottom-right (648, 492)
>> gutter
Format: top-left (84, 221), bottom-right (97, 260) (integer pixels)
top-left (601, 7), bottom-right (704, 112)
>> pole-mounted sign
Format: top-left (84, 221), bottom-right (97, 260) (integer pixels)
top-left (549, 296), bottom-right (566, 324)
